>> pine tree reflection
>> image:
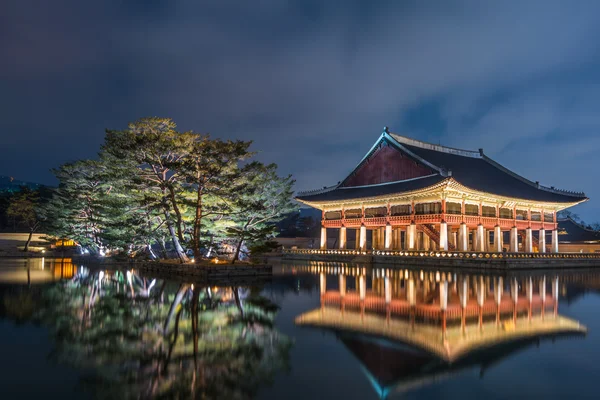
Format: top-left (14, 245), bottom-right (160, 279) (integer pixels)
top-left (26, 269), bottom-right (291, 399)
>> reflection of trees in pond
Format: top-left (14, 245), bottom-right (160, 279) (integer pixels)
top-left (34, 271), bottom-right (292, 399)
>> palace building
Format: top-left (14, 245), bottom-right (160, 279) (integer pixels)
top-left (296, 128), bottom-right (588, 253)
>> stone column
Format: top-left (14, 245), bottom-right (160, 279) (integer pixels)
top-left (385, 276), bottom-right (391, 304)
top-left (439, 221), bottom-right (449, 251)
top-left (339, 274), bottom-right (346, 298)
top-left (359, 275), bottom-right (366, 301)
top-left (459, 276), bottom-right (468, 332)
top-left (320, 226), bottom-right (327, 250)
top-left (440, 280), bottom-right (448, 337)
top-left (511, 278), bottom-right (519, 323)
top-left (476, 224), bottom-right (486, 252)
top-left (524, 228), bottom-right (533, 253)
top-left (339, 227), bottom-right (347, 249)
top-left (385, 224), bottom-right (392, 250)
top-left (458, 223), bottom-right (468, 251)
top-left (493, 225), bottom-right (503, 252)
top-left (551, 230), bottom-right (559, 253)
top-left (319, 272), bottom-right (326, 295)
top-left (495, 276), bottom-right (503, 325)
top-left (539, 276), bottom-right (546, 319)
top-left (510, 227), bottom-right (519, 252)
top-left (422, 232), bottom-right (430, 251)
top-left (477, 276), bottom-right (485, 329)
top-left (359, 225), bottom-right (367, 251)
top-left (539, 228), bottom-right (546, 253)
top-left (372, 228), bottom-right (378, 250)
top-left (526, 277), bottom-right (533, 321)
top-left (407, 278), bottom-right (416, 306)
top-left (553, 276), bottom-right (559, 317)
top-left (355, 228), bottom-right (360, 249)
top-left (380, 227), bottom-right (386, 250)
top-left (406, 223), bottom-right (417, 250)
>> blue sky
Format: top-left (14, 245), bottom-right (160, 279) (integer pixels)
top-left (2, 0), bottom-right (600, 220)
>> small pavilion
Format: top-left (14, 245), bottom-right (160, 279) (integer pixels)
top-left (296, 128), bottom-right (588, 253)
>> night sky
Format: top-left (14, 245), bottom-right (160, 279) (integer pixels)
top-left (2, 1), bottom-right (600, 220)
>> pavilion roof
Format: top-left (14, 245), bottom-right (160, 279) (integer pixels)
top-left (296, 130), bottom-right (588, 205)
top-left (554, 217), bottom-right (600, 243)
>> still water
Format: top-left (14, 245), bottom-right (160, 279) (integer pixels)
top-left (0, 257), bottom-right (599, 399)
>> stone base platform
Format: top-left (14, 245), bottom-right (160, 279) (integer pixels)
top-left (282, 249), bottom-right (600, 269)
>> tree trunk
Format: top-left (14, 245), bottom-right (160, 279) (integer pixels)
top-left (191, 286), bottom-right (200, 368)
top-left (163, 284), bottom-right (190, 334)
top-left (24, 230), bottom-right (33, 252)
top-left (192, 186), bottom-right (203, 263)
top-left (232, 286), bottom-right (244, 319)
top-left (163, 207), bottom-right (188, 263)
top-left (147, 244), bottom-right (157, 260)
top-left (167, 185), bottom-right (186, 244)
top-left (158, 237), bottom-right (168, 259)
top-left (231, 238), bottom-right (244, 264)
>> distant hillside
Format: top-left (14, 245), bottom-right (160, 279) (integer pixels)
top-left (0, 175), bottom-right (42, 193)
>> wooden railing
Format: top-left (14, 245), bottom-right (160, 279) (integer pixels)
top-left (321, 214), bottom-right (557, 230)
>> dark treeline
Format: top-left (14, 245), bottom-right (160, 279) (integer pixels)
top-left (13, 117), bottom-right (295, 263)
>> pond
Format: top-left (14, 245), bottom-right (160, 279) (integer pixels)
top-left (0, 257), bottom-right (599, 399)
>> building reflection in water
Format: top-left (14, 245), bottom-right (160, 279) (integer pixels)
top-left (0, 257), bottom-right (77, 285)
top-left (290, 262), bottom-right (587, 399)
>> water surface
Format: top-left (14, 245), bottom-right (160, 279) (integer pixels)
top-left (0, 258), bottom-right (599, 399)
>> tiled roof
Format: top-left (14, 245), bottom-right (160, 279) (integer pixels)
top-left (295, 175), bottom-right (446, 202)
top-left (296, 132), bottom-right (588, 204)
top-left (554, 218), bottom-right (600, 243)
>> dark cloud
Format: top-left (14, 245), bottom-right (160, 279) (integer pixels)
top-left (2, 0), bottom-right (600, 220)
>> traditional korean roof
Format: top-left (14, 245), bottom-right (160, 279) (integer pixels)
top-left (554, 217), bottom-right (600, 243)
top-left (296, 129), bottom-right (588, 205)
top-left (295, 174), bottom-right (446, 202)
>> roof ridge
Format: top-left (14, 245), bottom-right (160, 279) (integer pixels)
top-left (296, 184), bottom-right (339, 197)
top-left (566, 216), bottom-right (599, 232)
top-left (339, 174), bottom-right (440, 190)
top-left (389, 133), bottom-right (482, 158)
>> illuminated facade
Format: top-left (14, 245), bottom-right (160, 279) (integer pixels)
top-left (296, 129), bottom-right (588, 253)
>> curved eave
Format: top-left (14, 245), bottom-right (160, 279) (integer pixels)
top-left (295, 177), bottom-right (450, 209)
top-left (446, 179), bottom-right (589, 210)
top-left (295, 177), bottom-right (588, 210)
